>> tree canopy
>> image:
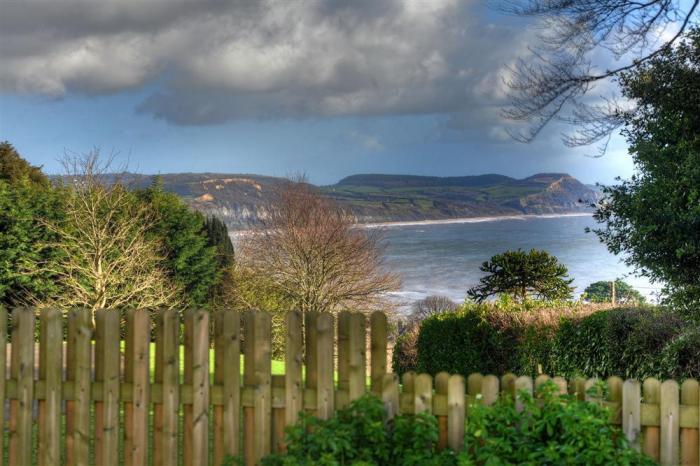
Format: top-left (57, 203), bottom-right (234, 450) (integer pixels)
top-left (591, 28), bottom-right (700, 315)
top-left (467, 249), bottom-right (574, 303)
top-left (583, 280), bottom-right (646, 304)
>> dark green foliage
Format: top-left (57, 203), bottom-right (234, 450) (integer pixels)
top-left (659, 327), bottom-right (700, 379)
top-left (0, 141), bottom-right (48, 186)
top-left (550, 308), bottom-right (689, 379)
top-left (592, 28), bottom-right (700, 317)
top-left (583, 279), bottom-right (645, 304)
top-left (391, 329), bottom-right (419, 376)
top-left (417, 309), bottom-right (518, 376)
top-left (258, 395), bottom-right (457, 466)
top-left (138, 178), bottom-right (220, 307)
top-left (467, 249), bottom-right (574, 303)
top-left (0, 154), bottom-right (65, 306)
top-left (458, 382), bottom-right (655, 465)
top-left (204, 215), bottom-right (235, 268)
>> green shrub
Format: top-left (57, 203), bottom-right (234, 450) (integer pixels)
top-left (256, 395), bottom-right (458, 466)
top-left (416, 309), bottom-right (518, 376)
top-left (659, 327), bottom-right (700, 379)
top-left (392, 328), bottom-right (419, 376)
top-left (549, 311), bottom-right (613, 377)
top-left (457, 382), bottom-right (655, 465)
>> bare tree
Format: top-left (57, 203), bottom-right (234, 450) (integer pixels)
top-left (33, 151), bottom-right (182, 312)
top-left (409, 295), bottom-right (458, 325)
top-left (501, 0), bottom-right (698, 153)
top-left (236, 178), bottom-right (400, 315)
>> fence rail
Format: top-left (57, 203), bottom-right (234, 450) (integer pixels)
top-left (1, 308), bottom-right (699, 466)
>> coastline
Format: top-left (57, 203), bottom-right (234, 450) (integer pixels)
top-left (357, 212), bottom-right (594, 229)
top-left (229, 212), bottom-right (594, 238)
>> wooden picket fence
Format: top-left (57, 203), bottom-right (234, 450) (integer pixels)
top-left (1, 308), bottom-right (699, 466)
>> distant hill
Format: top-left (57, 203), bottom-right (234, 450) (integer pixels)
top-left (135, 172), bottom-right (600, 230)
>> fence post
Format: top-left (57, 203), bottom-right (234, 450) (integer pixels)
top-left (0, 308), bottom-right (5, 466)
top-left (39, 309), bottom-right (62, 466)
top-left (317, 313), bottom-right (335, 420)
top-left (348, 313), bottom-right (366, 402)
top-left (214, 310), bottom-right (241, 465)
top-left (447, 374), bottom-right (465, 451)
top-left (415, 373), bottom-right (433, 414)
top-left (370, 312), bottom-right (387, 395)
top-left (660, 380), bottom-right (680, 466)
top-left (643, 378), bottom-right (662, 462)
top-left (94, 309), bottom-right (120, 466)
top-left (622, 379), bottom-right (642, 452)
top-left (285, 311), bottom-right (303, 427)
top-left (679, 379), bottom-right (698, 465)
top-left (9, 308), bottom-right (34, 466)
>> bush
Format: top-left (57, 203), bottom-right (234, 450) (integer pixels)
top-left (458, 382), bottom-right (655, 465)
top-left (659, 327), bottom-right (700, 379)
top-left (417, 308), bottom-right (519, 376)
top-left (257, 395), bottom-right (458, 466)
top-left (392, 328), bottom-right (419, 376)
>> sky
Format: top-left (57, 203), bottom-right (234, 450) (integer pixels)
top-left (0, 0), bottom-right (639, 185)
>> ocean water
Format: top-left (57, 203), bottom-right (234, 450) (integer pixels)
top-left (376, 215), bottom-right (658, 308)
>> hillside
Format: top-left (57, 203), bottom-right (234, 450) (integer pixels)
top-left (139, 172), bottom-right (599, 229)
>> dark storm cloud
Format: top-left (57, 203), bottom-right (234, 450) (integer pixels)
top-left (0, 0), bottom-right (534, 137)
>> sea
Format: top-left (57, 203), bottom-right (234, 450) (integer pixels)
top-left (373, 214), bottom-right (658, 310)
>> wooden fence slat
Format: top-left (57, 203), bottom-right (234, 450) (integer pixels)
top-left (500, 373), bottom-right (516, 397)
top-left (94, 310), bottom-right (120, 466)
top-left (623, 379), bottom-right (642, 452)
top-left (447, 375), bottom-right (465, 451)
top-left (285, 311), bottom-right (303, 426)
top-left (253, 311), bottom-right (272, 463)
top-left (644, 378), bottom-right (662, 462)
top-left (571, 377), bottom-right (587, 401)
top-left (155, 309), bottom-right (179, 466)
top-left (214, 310), bottom-right (241, 465)
top-left (660, 380), bottom-right (680, 466)
top-left (679, 379), bottom-right (698, 466)
top-left (382, 373), bottom-right (399, 420)
top-left (336, 311), bottom-right (351, 408)
top-left (607, 376), bottom-right (623, 424)
top-left (191, 310), bottom-right (210, 466)
top-left (9, 308), bottom-right (34, 466)
top-left (39, 309), bottom-right (62, 466)
top-left (535, 375), bottom-right (550, 393)
top-left (514, 376), bottom-right (533, 413)
top-left (271, 376), bottom-right (286, 454)
top-left (435, 372), bottom-right (449, 450)
top-left (370, 312), bottom-right (387, 395)
top-left (552, 376), bottom-right (568, 395)
top-left (468, 373), bottom-right (483, 399)
top-left (415, 373), bottom-right (433, 414)
top-left (316, 313), bottom-right (334, 420)
top-left (71, 309), bottom-right (91, 466)
top-left (482, 375), bottom-right (499, 406)
top-left (304, 311), bottom-right (318, 414)
top-left (400, 372), bottom-right (416, 415)
top-left (124, 310), bottom-right (150, 466)
top-left (0, 308), bottom-right (5, 466)
top-left (348, 313), bottom-right (366, 402)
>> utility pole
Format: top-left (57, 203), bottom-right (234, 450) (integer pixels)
top-left (611, 280), bottom-right (616, 306)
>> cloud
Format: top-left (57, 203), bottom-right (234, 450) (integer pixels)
top-left (0, 0), bottom-right (534, 129)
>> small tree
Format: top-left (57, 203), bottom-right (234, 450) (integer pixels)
top-left (467, 249), bottom-right (574, 303)
top-left (583, 280), bottom-right (646, 305)
top-left (236, 178), bottom-right (400, 315)
top-left (35, 152), bottom-right (182, 312)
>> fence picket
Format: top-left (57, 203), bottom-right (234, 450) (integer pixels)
top-left (623, 379), bottom-right (642, 452)
top-left (154, 309), bottom-right (179, 466)
top-left (348, 313), bottom-right (366, 402)
top-left (285, 311), bottom-right (303, 426)
top-left (514, 376), bottom-right (533, 412)
top-left (482, 375), bottom-right (499, 406)
top-left (679, 379), bottom-right (698, 465)
top-left (435, 372), bottom-right (449, 450)
top-left (370, 312), bottom-right (387, 395)
top-left (643, 378), bottom-right (662, 462)
top-left (447, 375), bottom-right (465, 451)
top-left (660, 380), bottom-right (680, 466)
top-left (9, 308), bottom-right (34, 466)
top-left (500, 373), bottom-right (516, 397)
top-left (214, 310), bottom-right (241, 464)
top-left (0, 308), bottom-right (5, 466)
top-left (304, 311), bottom-right (318, 415)
top-left (191, 310), bottom-right (210, 466)
top-left (401, 372), bottom-right (416, 415)
top-left (552, 376), bottom-right (568, 394)
top-left (124, 310), bottom-right (150, 466)
top-left (382, 373), bottom-right (400, 420)
top-left (39, 309), bottom-right (62, 466)
top-left (336, 311), bottom-right (351, 409)
top-left (94, 310), bottom-right (120, 466)
top-left (415, 373), bottom-right (433, 414)
top-left (317, 313), bottom-right (335, 420)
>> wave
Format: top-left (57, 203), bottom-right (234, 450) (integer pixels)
top-left (358, 212), bottom-right (593, 229)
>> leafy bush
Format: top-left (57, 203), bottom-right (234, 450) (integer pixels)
top-left (257, 395), bottom-right (457, 466)
top-left (417, 308), bottom-right (518, 376)
top-left (659, 327), bottom-right (700, 379)
top-left (549, 311), bottom-right (613, 377)
top-left (457, 382), bottom-right (655, 465)
top-left (392, 328), bottom-right (419, 376)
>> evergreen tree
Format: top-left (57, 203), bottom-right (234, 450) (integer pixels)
top-left (0, 141), bottom-right (48, 186)
top-left (204, 215), bottom-right (235, 268)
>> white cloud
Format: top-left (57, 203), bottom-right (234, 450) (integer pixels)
top-left (0, 0), bottom-right (535, 126)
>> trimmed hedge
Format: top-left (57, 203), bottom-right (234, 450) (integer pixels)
top-left (416, 305), bottom-right (700, 380)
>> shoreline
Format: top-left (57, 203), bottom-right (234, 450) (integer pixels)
top-left (357, 212), bottom-right (593, 229)
top-left (229, 212), bottom-right (594, 237)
